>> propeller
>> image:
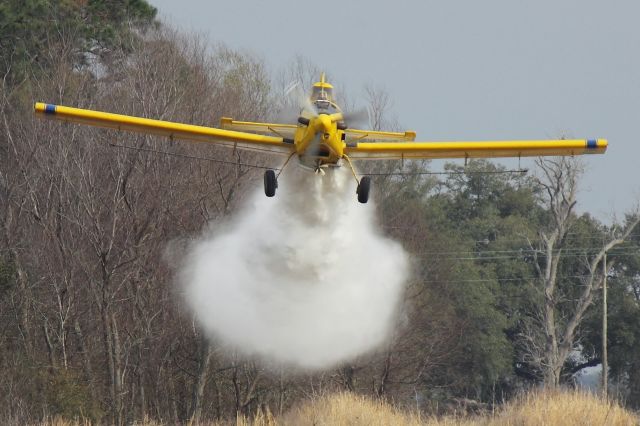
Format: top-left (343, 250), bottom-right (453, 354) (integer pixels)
top-left (333, 108), bottom-right (370, 130)
top-left (284, 81), bottom-right (317, 118)
top-left (276, 81), bottom-right (370, 130)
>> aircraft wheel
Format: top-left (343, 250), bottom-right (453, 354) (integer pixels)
top-left (357, 176), bottom-right (371, 204)
top-left (264, 169), bottom-right (277, 197)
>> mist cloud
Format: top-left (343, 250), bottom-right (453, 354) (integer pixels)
top-left (181, 167), bottom-right (409, 369)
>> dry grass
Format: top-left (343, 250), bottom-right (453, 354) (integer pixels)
top-left (279, 392), bottom-right (425, 426)
top-left (488, 388), bottom-right (638, 426)
top-left (22, 418), bottom-right (93, 426)
top-left (236, 389), bottom-right (638, 426)
top-left (22, 388), bottom-right (640, 425)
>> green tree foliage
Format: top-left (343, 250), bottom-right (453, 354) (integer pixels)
top-left (0, 0), bottom-right (156, 88)
top-left (430, 162), bottom-right (541, 396)
top-left (376, 160), bottom-right (638, 399)
top-left (375, 160), bottom-right (535, 399)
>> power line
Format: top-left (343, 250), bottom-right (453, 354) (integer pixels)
top-left (414, 250), bottom-right (639, 261)
top-left (383, 226), bottom-right (640, 242)
top-left (108, 142), bottom-right (279, 170)
top-left (412, 246), bottom-right (640, 256)
top-left (418, 274), bottom-right (610, 285)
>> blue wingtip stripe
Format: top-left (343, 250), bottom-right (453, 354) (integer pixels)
top-left (44, 104), bottom-right (56, 114)
top-left (586, 139), bottom-right (597, 149)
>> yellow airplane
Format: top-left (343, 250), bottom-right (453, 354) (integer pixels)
top-left (34, 73), bottom-right (607, 203)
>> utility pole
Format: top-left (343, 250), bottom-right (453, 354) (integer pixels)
top-left (602, 251), bottom-right (608, 399)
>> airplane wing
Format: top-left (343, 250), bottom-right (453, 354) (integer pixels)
top-left (345, 138), bottom-right (608, 160)
top-left (219, 117), bottom-right (297, 139)
top-left (34, 103), bottom-right (296, 156)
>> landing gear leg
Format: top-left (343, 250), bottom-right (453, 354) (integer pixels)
top-left (342, 154), bottom-right (371, 204)
top-left (264, 152), bottom-right (296, 198)
top-left (276, 151), bottom-right (296, 179)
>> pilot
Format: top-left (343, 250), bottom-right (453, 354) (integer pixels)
top-left (311, 86), bottom-right (333, 111)
top-left (310, 73), bottom-right (337, 113)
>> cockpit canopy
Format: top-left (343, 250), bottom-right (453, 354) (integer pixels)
top-left (310, 85), bottom-right (333, 103)
top-left (311, 86), bottom-right (335, 111)
top-left (310, 73), bottom-right (336, 111)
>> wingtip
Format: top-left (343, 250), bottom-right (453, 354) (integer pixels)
top-left (585, 138), bottom-right (608, 154)
top-left (34, 102), bottom-right (56, 115)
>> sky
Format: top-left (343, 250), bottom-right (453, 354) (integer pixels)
top-left (149, 0), bottom-right (640, 222)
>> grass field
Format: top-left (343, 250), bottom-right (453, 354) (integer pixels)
top-left (239, 389), bottom-right (638, 426)
top-left (26, 388), bottom-right (640, 425)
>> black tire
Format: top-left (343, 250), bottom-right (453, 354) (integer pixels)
top-left (357, 176), bottom-right (371, 204)
top-left (297, 116), bottom-right (310, 126)
top-left (264, 169), bottom-right (277, 197)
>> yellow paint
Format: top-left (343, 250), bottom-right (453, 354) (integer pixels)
top-left (346, 139), bottom-right (608, 159)
top-left (345, 129), bottom-right (416, 142)
top-left (34, 74), bottom-right (607, 174)
top-left (313, 72), bottom-right (333, 89)
top-left (34, 102), bottom-right (287, 147)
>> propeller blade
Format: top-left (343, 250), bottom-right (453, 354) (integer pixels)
top-left (284, 81), bottom-right (317, 118)
top-left (341, 107), bottom-right (370, 128)
top-left (328, 112), bottom-right (344, 123)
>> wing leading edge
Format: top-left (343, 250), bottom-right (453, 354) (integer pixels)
top-left (34, 103), bottom-right (295, 156)
top-left (345, 139), bottom-right (607, 160)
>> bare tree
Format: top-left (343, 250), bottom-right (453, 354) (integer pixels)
top-left (523, 157), bottom-right (640, 387)
top-left (363, 84), bottom-right (396, 132)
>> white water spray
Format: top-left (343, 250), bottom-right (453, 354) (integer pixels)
top-left (181, 167), bottom-right (409, 369)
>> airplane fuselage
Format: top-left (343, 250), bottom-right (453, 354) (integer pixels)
top-left (294, 112), bottom-right (345, 169)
